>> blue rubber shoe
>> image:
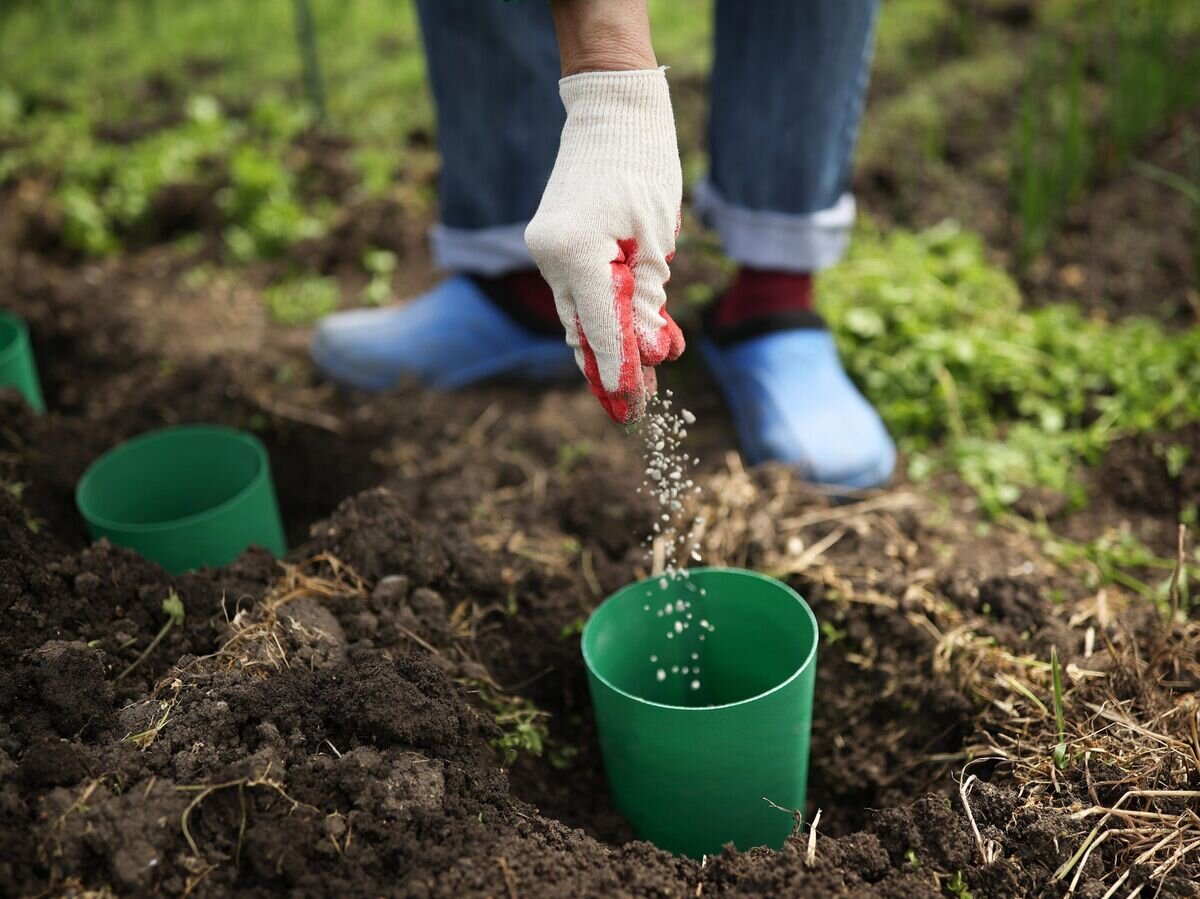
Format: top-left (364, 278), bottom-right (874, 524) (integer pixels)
top-left (311, 276), bottom-right (577, 391)
top-left (699, 329), bottom-right (896, 491)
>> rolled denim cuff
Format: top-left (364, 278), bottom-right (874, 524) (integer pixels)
top-left (429, 222), bottom-right (533, 275)
top-left (692, 179), bottom-right (856, 272)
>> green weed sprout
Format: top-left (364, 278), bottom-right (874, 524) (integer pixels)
top-left (116, 591), bottom-right (186, 682)
top-left (1050, 646), bottom-right (1068, 770)
top-left (945, 871), bottom-right (974, 899)
top-left (480, 691), bottom-right (549, 765)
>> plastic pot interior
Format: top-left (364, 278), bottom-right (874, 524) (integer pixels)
top-left (0, 310), bottom-right (46, 415)
top-left (76, 425), bottom-right (287, 573)
top-left (583, 567), bottom-right (818, 857)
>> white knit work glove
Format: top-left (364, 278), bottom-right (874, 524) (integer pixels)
top-left (525, 67), bottom-right (685, 425)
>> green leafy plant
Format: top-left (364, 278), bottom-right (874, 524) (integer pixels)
top-left (819, 620), bottom-right (848, 645)
top-left (822, 223), bottom-right (1200, 516)
top-left (264, 275), bottom-right (340, 325)
top-left (481, 692), bottom-right (549, 765)
top-left (559, 618), bottom-right (586, 639)
top-left (945, 871), bottom-right (974, 899)
top-left (40, 96), bottom-right (237, 255)
top-left (58, 184), bottom-right (118, 255)
top-left (361, 248), bottom-right (396, 306)
top-left (221, 143), bottom-right (327, 261)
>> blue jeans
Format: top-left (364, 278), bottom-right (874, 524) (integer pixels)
top-left (415, 0), bottom-right (879, 276)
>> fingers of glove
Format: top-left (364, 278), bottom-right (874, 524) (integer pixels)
top-left (631, 227), bottom-right (685, 366)
top-left (577, 319), bottom-right (647, 424)
top-left (633, 264), bottom-right (684, 366)
top-left (571, 239), bottom-right (648, 424)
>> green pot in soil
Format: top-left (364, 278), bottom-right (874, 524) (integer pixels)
top-left (583, 567), bottom-right (818, 858)
top-left (76, 425), bottom-right (287, 574)
top-left (0, 310), bottom-right (46, 414)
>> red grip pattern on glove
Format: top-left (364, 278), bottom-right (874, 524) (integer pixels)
top-left (578, 239), bottom-right (684, 424)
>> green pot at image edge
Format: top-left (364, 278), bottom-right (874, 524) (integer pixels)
top-left (582, 567), bottom-right (818, 858)
top-left (76, 425), bottom-right (287, 574)
top-left (0, 310), bottom-right (46, 414)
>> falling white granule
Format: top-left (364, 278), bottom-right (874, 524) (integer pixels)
top-left (656, 669), bottom-right (666, 682)
top-left (690, 680), bottom-right (701, 690)
top-left (635, 393), bottom-right (705, 583)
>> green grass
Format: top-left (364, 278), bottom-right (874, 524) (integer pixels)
top-left (1014, 40), bottom-right (1088, 263)
top-left (0, 0), bottom-right (711, 148)
top-left (1011, 0), bottom-right (1200, 263)
top-left (1050, 646), bottom-right (1068, 770)
top-left (822, 222), bottom-right (1200, 516)
top-left (0, 1), bottom-right (427, 141)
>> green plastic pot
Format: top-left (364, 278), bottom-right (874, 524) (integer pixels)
top-left (76, 425), bottom-right (287, 574)
top-left (583, 567), bottom-right (818, 858)
top-left (0, 310), bottom-right (45, 414)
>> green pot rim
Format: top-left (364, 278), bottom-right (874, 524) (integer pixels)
top-left (0, 310), bottom-right (30, 367)
top-left (582, 566), bottom-right (818, 713)
top-left (76, 424), bottom-right (272, 535)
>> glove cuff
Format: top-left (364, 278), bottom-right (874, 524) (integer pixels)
top-left (557, 68), bottom-right (676, 162)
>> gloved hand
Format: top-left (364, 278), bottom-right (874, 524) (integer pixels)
top-left (525, 67), bottom-right (685, 425)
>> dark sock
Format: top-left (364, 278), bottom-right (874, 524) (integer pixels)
top-left (470, 271), bottom-right (562, 336)
top-left (705, 268), bottom-right (825, 345)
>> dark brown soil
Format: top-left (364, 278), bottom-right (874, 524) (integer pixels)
top-left (2, 269), bottom-right (1197, 895)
